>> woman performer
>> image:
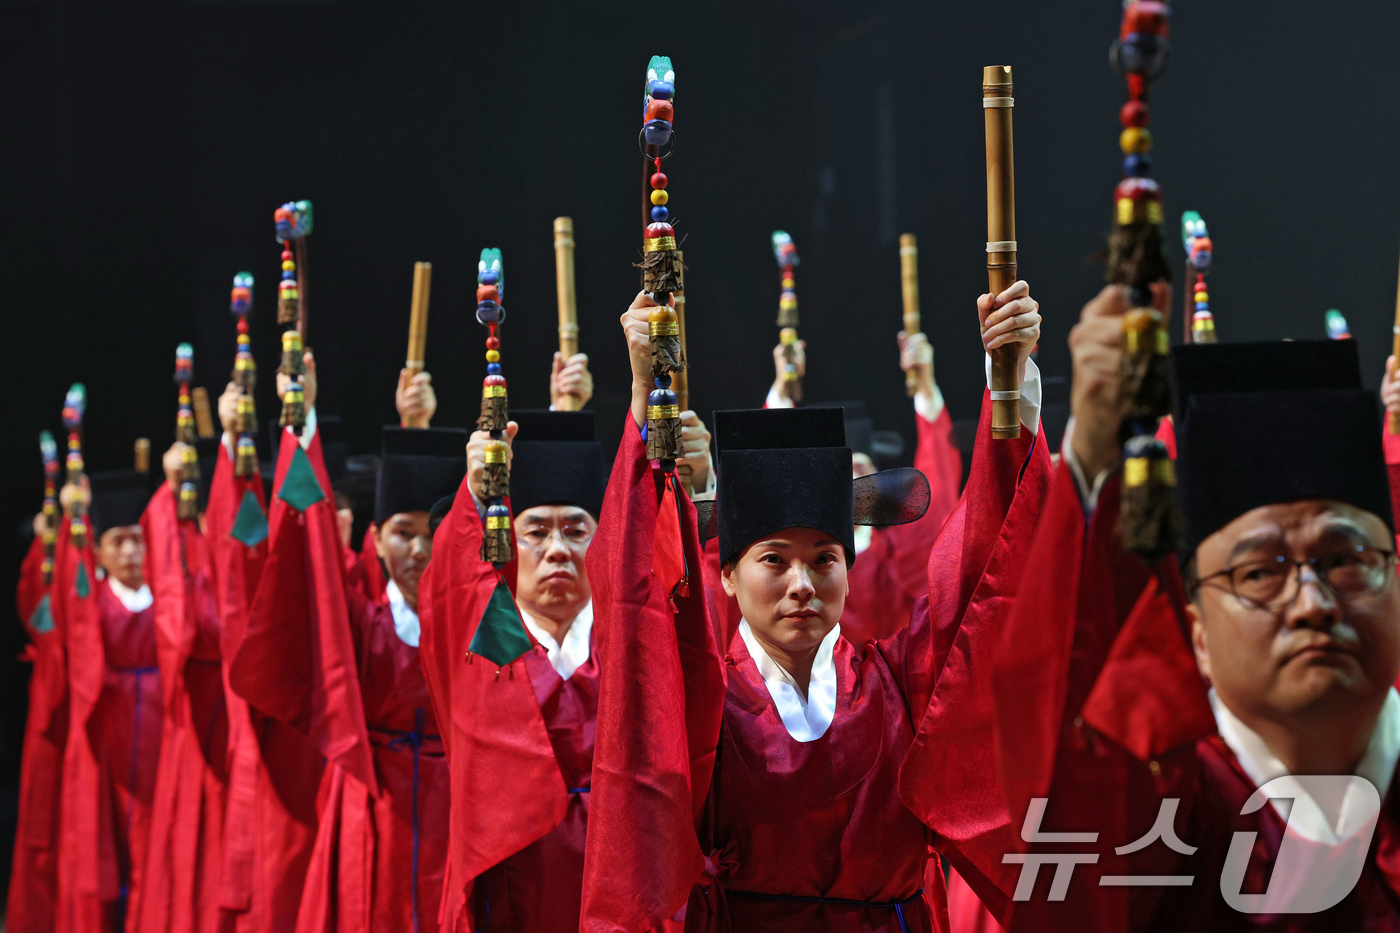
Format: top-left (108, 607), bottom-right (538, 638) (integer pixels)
top-left (578, 282), bottom-right (1046, 932)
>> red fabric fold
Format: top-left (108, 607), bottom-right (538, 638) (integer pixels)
top-left (234, 429), bottom-right (377, 795)
top-left (8, 533), bottom-right (68, 933)
top-left (579, 416), bottom-right (727, 933)
top-left (418, 470), bottom-right (569, 932)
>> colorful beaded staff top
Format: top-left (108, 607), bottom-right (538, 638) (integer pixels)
top-left (475, 249), bottom-right (514, 567)
top-left (230, 272), bottom-right (259, 477)
top-left (62, 384), bottom-right (88, 550)
top-left (1326, 309), bottom-right (1352, 340)
top-left (772, 231), bottom-right (803, 404)
top-left (174, 344), bottom-right (201, 520)
top-left (1109, 0), bottom-right (1179, 563)
top-left (1181, 211), bottom-right (1216, 343)
top-left (39, 431), bottom-right (59, 584)
top-left (273, 202), bottom-right (310, 431)
top-left (639, 55), bottom-right (687, 465)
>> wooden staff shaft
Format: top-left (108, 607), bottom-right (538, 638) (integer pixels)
top-left (553, 218), bottom-right (581, 411)
top-left (134, 438), bottom-right (150, 474)
top-left (406, 262), bottom-right (432, 377)
top-left (899, 233), bottom-right (921, 397)
top-left (672, 248), bottom-right (688, 412)
top-left (1391, 256), bottom-right (1400, 434)
top-left (192, 387), bottom-right (216, 439)
top-left (295, 237), bottom-right (309, 341)
top-left (984, 64), bottom-right (1021, 440)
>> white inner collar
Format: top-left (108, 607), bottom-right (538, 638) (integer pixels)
top-left (107, 577), bottom-right (153, 613)
top-left (518, 600), bottom-right (593, 680)
top-left (1212, 687), bottom-right (1400, 842)
top-left (738, 619), bottom-right (839, 742)
top-left (385, 580), bottom-right (420, 648)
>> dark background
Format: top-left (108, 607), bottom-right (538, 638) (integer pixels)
top-left (2, 0), bottom-right (1397, 904)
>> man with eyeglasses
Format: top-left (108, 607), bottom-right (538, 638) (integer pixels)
top-left (419, 408), bottom-right (714, 933)
top-left (987, 283), bottom-right (1400, 930)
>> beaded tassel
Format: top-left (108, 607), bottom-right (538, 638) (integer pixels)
top-left (1326, 309), bottom-right (1352, 341)
top-left (230, 273), bottom-right (260, 477)
top-left (638, 57), bottom-right (687, 464)
top-left (39, 431), bottom-right (58, 584)
top-left (772, 231), bottom-right (803, 404)
top-left (62, 384), bottom-right (88, 550)
top-left (274, 203), bottom-right (312, 432)
top-left (174, 344), bottom-right (201, 520)
top-left (1109, 0), bottom-right (1180, 563)
top-left (476, 249), bottom-right (514, 566)
top-left (1182, 212), bottom-right (1216, 343)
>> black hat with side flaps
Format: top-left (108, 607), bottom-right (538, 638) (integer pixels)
top-left (1172, 340), bottom-right (1392, 555)
top-left (89, 470), bottom-right (152, 536)
top-left (709, 407), bottom-right (929, 566)
top-left (374, 427), bottom-right (468, 524)
top-left (507, 410), bottom-right (607, 518)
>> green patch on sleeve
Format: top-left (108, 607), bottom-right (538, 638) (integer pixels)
top-left (468, 577), bottom-right (535, 667)
top-left (277, 446), bottom-right (326, 513)
top-left (231, 490), bottom-right (270, 547)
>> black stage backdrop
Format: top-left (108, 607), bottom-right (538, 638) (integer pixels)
top-left (1, 0), bottom-right (1397, 903)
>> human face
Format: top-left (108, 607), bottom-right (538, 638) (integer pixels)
top-left (98, 525), bottom-right (146, 591)
top-left (721, 526), bottom-right (848, 657)
top-left (513, 505), bottom-right (595, 621)
top-left (1190, 500), bottom-right (1400, 726)
top-left (374, 512), bottom-right (431, 610)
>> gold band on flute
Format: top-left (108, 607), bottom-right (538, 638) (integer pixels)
top-left (899, 234), bottom-right (921, 398)
top-left (983, 64), bottom-right (1021, 440)
top-left (134, 438), bottom-right (150, 474)
top-left (406, 261), bottom-right (432, 378)
top-left (553, 217), bottom-right (581, 411)
top-left (1391, 255), bottom-right (1400, 435)
top-left (671, 249), bottom-right (689, 414)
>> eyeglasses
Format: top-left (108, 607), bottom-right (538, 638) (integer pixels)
top-left (1193, 545), bottom-right (1398, 611)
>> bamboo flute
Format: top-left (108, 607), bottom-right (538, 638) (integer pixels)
top-left (192, 387), bottom-right (216, 439)
top-left (983, 64), bottom-right (1021, 439)
top-left (553, 217), bottom-right (581, 411)
top-left (406, 261), bottom-right (432, 378)
top-left (899, 233), bottom-right (921, 397)
top-left (134, 438), bottom-right (150, 474)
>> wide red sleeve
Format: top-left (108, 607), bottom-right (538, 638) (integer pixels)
top-left (878, 403), bottom-right (966, 615)
top-left (983, 466), bottom-right (1214, 929)
top-left (893, 388), bottom-right (1051, 923)
top-left (142, 483), bottom-right (199, 708)
top-left (417, 470), bottom-right (567, 931)
top-left (16, 532), bottom-right (49, 629)
top-left (580, 416), bottom-right (727, 933)
top-left (231, 427), bottom-right (377, 794)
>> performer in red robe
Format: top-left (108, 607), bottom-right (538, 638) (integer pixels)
top-left (206, 369), bottom-right (325, 933)
top-left (9, 515), bottom-right (68, 933)
top-left (752, 329), bottom-right (964, 646)
top-left (130, 445), bottom-right (233, 933)
top-left (54, 469), bottom-right (163, 933)
top-left (992, 286), bottom-right (1400, 930)
top-left (579, 285), bottom-right (1046, 933)
top-left (419, 408), bottom-right (612, 933)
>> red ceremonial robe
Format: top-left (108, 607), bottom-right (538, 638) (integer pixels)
top-left (581, 388), bottom-right (1048, 933)
top-left (9, 532), bottom-right (69, 933)
top-left (987, 462), bottom-right (1400, 930)
top-left (206, 438), bottom-right (324, 933)
top-left (418, 475), bottom-right (599, 933)
top-left (238, 423), bottom-right (448, 933)
top-left (53, 526), bottom-right (163, 933)
top-left (131, 483), bottom-right (232, 933)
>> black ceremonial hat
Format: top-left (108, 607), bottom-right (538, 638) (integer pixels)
top-left (374, 427), bottom-right (468, 524)
top-left (89, 470), bottom-right (152, 535)
top-left (712, 408), bottom-right (929, 566)
top-left (1172, 341), bottom-right (1391, 555)
top-left (508, 410), bottom-right (607, 517)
